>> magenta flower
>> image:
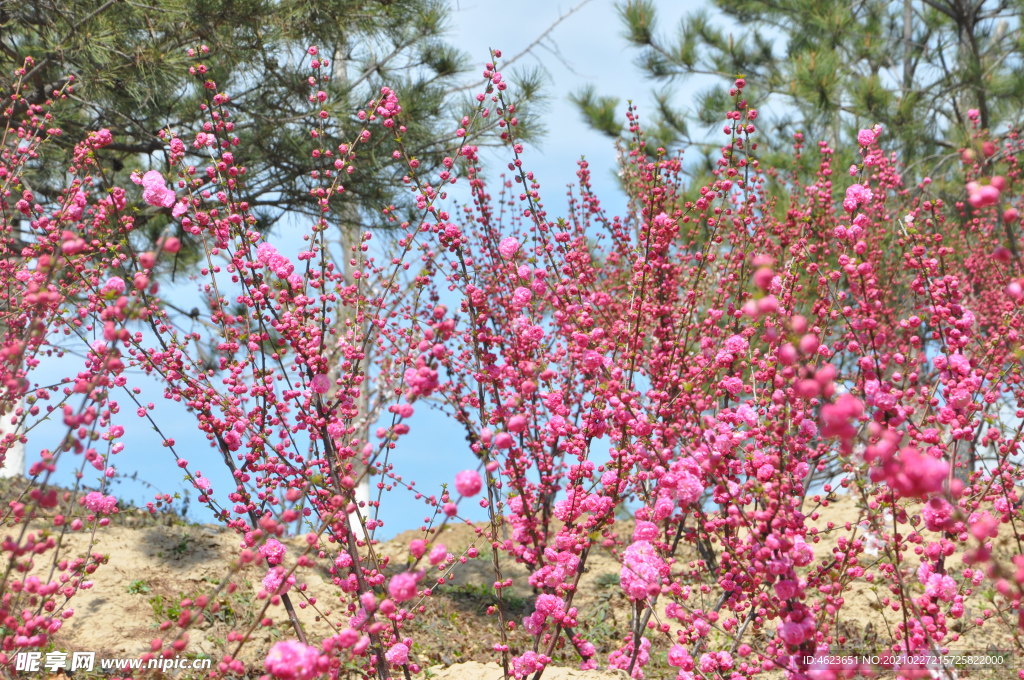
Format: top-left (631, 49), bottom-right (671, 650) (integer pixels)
top-left (264, 640), bottom-right (321, 680)
top-left (967, 180), bottom-right (1000, 207)
top-left (385, 642), bottom-right (410, 665)
top-left (668, 644), bottom-right (693, 670)
top-left (511, 286), bottom-right (532, 308)
top-left (259, 538), bottom-right (287, 565)
top-left (89, 128), bottom-right (113, 148)
top-left (869, 446), bottom-right (948, 499)
top-left (101, 276), bottom-right (126, 295)
top-left (262, 566), bottom-right (284, 592)
top-left (132, 170), bottom-right (176, 209)
top-left (857, 127), bottom-right (876, 147)
top-left (256, 242), bottom-right (296, 278)
top-left (310, 373), bottom-right (331, 394)
top-left (510, 650), bottom-right (550, 679)
top-left (454, 469), bottom-right (482, 497)
top-left (404, 362), bottom-right (439, 398)
top-left (428, 543), bottom-right (447, 566)
top-left (387, 571), bottom-right (422, 602)
top-left (498, 236), bottom-right (520, 260)
top-left (81, 492), bottom-right (118, 515)
top-left (620, 540), bottom-right (668, 600)
top-left (408, 538), bottom-right (427, 559)
top-left (842, 183), bottom-right (873, 213)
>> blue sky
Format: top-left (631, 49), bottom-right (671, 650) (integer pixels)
top-left (26, 0), bottom-right (710, 540)
top-left (449, 0), bottom-right (694, 210)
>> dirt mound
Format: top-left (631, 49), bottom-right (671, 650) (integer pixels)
top-left (9, 489), bottom-right (1016, 678)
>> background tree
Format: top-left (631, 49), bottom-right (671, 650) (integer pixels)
top-left (0, 0), bottom-right (545, 240)
top-left (575, 0), bottom-right (1024, 180)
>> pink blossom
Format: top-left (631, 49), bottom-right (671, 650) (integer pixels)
top-left (387, 571), bottom-right (422, 602)
top-left (310, 373), bottom-right (331, 394)
top-left (620, 540), bottom-right (668, 600)
top-left (89, 128), bottom-right (113, 148)
top-left (262, 566), bottom-right (295, 594)
top-left (404, 362), bottom-right (439, 398)
top-left (511, 286), bottom-right (532, 308)
top-left (528, 548), bottom-right (579, 589)
top-left (101, 277), bottom-right (126, 295)
top-left (428, 543), bottom-right (447, 566)
top-left (264, 640), bottom-right (321, 680)
top-left (967, 180), bottom-right (1000, 208)
top-left (921, 493), bottom-right (950, 532)
top-left (132, 170), bottom-right (176, 209)
top-left (924, 573), bottom-right (958, 601)
top-left (385, 642), bottom-right (410, 665)
top-left (498, 236), bottom-right (520, 260)
top-left (843, 183), bottom-right (873, 213)
top-left (632, 520), bottom-right (659, 542)
top-left (857, 128), bottom-right (876, 147)
top-left (256, 242), bottom-right (296, 278)
top-left (507, 414), bottom-right (527, 432)
top-left (969, 511), bottom-right (999, 540)
top-left (777, 611), bottom-right (816, 646)
top-left (659, 459), bottom-right (704, 505)
top-left (522, 593), bottom-right (567, 634)
top-left (775, 578), bottom-right (801, 599)
top-left (608, 637), bottom-right (651, 679)
top-left (791, 537), bottom-right (815, 567)
top-left (724, 334), bottom-right (748, 353)
top-left (454, 469), bottom-right (482, 497)
top-left (668, 644), bottom-right (693, 669)
top-left (869, 446), bottom-right (948, 499)
top-left (510, 651), bottom-right (550, 679)
top-left (259, 538), bottom-right (287, 565)
top-left (81, 492), bottom-right (117, 515)
top-left (820, 394), bottom-right (864, 446)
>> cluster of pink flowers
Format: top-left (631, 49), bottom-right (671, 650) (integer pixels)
top-left (856, 125), bottom-right (880, 147)
top-left (259, 538), bottom-right (287, 565)
top-left (80, 492), bottom-right (117, 515)
top-left (256, 242), bottom-right (299, 283)
top-left (262, 566), bottom-right (296, 595)
top-left (130, 169), bottom-right (188, 217)
top-left (384, 642), bottom-right (409, 665)
top-left (510, 650), bottom-right (550, 679)
top-left (264, 640), bottom-right (322, 680)
top-left (608, 636), bottom-right (651, 679)
top-left (842, 182), bottom-right (873, 212)
top-left (620, 532), bottom-right (668, 600)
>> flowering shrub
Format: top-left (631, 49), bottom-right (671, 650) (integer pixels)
top-left (2, 46), bottom-right (1024, 680)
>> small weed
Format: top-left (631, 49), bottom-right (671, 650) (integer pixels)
top-left (446, 582), bottom-right (532, 616)
top-left (170, 535), bottom-right (190, 557)
top-left (154, 533), bottom-right (192, 559)
top-left (127, 579), bottom-right (151, 594)
top-left (148, 593), bottom-right (182, 622)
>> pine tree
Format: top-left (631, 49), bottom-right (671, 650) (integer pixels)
top-left (0, 0), bottom-right (544, 233)
top-left (576, 0), bottom-right (1024, 179)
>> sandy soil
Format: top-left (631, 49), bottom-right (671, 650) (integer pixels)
top-left (7, 487), bottom-right (1020, 679)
